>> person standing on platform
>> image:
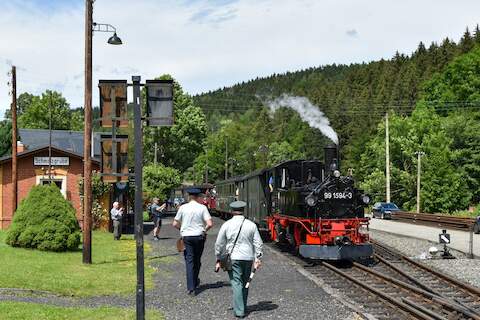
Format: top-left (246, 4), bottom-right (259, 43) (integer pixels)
top-left (172, 188), bottom-right (213, 295)
top-left (215, 201), bottom-right (263, 318)
top-left (151, 198), bottom-right (166, 241)
top-left (110, 201), bottom-right (124, 240)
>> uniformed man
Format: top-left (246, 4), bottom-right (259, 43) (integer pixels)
top-left (110, 201), bottom-right (124, 240)
top-left (173, 188), bottom-right (213, 295)
top-left (215, 201), bottom-right (263, 318)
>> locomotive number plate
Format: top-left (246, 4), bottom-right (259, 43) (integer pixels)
top-left (324, 192), bottom-right (353, 199)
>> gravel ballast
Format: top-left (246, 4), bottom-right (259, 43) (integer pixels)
top-left (370, 229), bottom-right (480, 288)
top-left (146, 217), bottom-right (357, 320)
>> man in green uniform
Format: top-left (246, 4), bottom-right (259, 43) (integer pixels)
top-left (215, 201), bottom-right (263, 318)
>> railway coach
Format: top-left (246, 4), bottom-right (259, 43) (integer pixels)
top-left (214, 145), bottom-right (372, 261)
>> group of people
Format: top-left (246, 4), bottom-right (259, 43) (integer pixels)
top-left (173, 188), bottom-right (263, 318)
top-left (109, 188), bottom-right (264, 318)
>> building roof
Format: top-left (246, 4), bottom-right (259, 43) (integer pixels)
top-left (18, 129), bottom-right (101, 160)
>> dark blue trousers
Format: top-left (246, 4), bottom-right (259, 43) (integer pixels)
top-left (183, 235), bottom-right (205, 291)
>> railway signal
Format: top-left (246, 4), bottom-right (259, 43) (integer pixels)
top-left (98, 76), bottom-right (173, 320)
top-left (439, 229), bottom-right (454, 259)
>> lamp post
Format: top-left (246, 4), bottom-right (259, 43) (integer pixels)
top-left (83, 0), bottom-right (123, 265)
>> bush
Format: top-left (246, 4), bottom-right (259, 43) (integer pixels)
top-left (6, 184), bottom-right (81, 251)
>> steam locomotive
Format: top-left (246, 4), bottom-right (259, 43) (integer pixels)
top-left (215, 145), bottom-right (372, 260)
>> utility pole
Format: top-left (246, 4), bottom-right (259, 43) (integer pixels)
top-left (83, 0), bottom-right (93, 264)
top-left (132, 76), bottom-right (145, 320)
top-left (415, 151), bottom-right (425, 213)
top-left (154, 142), bottom-right (158, 165)
top-left (48, 92), bottom-right (53, 183)
top-left (385, 112), bottom-right (391, 203)
top-left (225, 139), bottom-right (228, 180)
top-left (205, 148), bottom-right (208, 184)
top-left (11, 66), bottom-right (17, 213)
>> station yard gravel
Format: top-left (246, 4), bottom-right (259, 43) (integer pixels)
top-left (370, 229), bottom-right (480, 288)
top-left (146, 217), bottom-right (358, 320)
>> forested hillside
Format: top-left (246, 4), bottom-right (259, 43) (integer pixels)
top-left (194, 27), bottom-right (480, 167)
top-left (192, 27), bottom-right (480, 213)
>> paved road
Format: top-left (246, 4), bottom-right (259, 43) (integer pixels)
top-left (369, 217), bottom-right (480, 257)
top-left (146, 216), bottom-right (356, 320)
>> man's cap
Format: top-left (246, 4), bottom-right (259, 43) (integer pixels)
top-left (186, 188), bottom-right (202, 195)
top-left (230, 200), bottom-right (247, 211)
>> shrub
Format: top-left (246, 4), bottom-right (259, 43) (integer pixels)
top-left (6, 184), bottom-right (81, 251)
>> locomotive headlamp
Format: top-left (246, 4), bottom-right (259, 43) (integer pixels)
top-left (362, 195), bottom-right (370, 204)
top-left (306, 195), bottom-right (317, 207)
top-left (333, 170), bottom-right (341, 178)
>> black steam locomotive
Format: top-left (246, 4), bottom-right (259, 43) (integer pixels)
top-left (215, 145), bottom-right (373, 260)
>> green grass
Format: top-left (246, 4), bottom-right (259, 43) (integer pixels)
top-left (0, 230), bottom-right (153, 297)
top-left (0, 301), bottom-right (162, 320)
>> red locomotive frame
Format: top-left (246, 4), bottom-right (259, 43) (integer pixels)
top-left (266, 213), bottom-right (370, 247)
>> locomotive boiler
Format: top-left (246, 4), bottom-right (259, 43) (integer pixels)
top-left (215, 145), bottom-right (373, 260)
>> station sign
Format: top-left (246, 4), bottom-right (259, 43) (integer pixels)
top-left (34, 157), bottom-right (69, 166)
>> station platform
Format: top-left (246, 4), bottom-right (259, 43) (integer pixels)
top-left (368, 217), bottom-right (480, 257)
top-left (145, 216), bottom-right (355, 320)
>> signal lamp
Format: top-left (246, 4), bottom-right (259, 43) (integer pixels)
top-left (333, 170), bottom-right (341, 178)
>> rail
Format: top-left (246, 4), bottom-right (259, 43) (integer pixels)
top-left (391, 211), bottom-right (476, 231)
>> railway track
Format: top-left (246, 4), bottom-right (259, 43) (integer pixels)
top-left (271, 241), bottom-right (480, 319)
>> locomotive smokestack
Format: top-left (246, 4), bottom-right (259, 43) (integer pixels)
top-left (324, 144), bottom-right (339, 173)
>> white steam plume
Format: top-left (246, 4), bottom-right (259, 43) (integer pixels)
top-left (267, 94), bottom-right (339, 145)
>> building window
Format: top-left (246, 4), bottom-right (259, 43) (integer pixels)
top-left (36, 175), bottom-right (67, 198)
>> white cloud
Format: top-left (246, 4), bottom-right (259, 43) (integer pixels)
top-left (0, 0), bottom-right (479, 117)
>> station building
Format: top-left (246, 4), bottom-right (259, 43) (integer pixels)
top-left (0, 129), bottom-right (101, 229)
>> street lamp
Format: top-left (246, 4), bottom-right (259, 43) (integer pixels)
top-left (83, 0), bottom-right (123, 265)
top-left (93, 22), bottom-right (123, 45)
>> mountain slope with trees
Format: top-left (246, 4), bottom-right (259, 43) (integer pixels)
top-left (192, 27), bottom-right (480, 212)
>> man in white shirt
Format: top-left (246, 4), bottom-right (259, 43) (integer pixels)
top-left (215, 201), bottom-right (263, 318)
top-left (173, 188), bottom-right (213, 295)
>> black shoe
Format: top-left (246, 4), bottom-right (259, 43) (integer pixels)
top-left (187, 290), bottom-right (196, 296)
top-left (153, 236), bottom-right (160, 241)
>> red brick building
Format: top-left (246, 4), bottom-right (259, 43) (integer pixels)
top-left (0, 129), bottom-right (100, 229)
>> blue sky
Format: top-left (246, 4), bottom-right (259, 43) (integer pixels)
top-left (1, 0), bottom-right (480, 116)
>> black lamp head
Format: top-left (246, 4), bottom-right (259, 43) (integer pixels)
top-left (107, 33), bottom-right (122, 45)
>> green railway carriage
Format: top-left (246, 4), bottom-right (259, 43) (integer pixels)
top-left (215, 178), bottom-right (240, 217)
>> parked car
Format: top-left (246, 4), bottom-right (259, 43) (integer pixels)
top-left (371, 202), bottom-right (400, 219)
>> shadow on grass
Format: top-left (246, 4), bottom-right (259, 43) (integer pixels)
top-left (94, 252), bottom-right (179, 265)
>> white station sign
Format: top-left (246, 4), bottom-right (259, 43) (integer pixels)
top-left (34, 157), bottom-right (70, 166)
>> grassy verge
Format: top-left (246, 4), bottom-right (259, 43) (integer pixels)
top-left (0, 301), bottom-right (162, 320)
top-left (0, 230), bottom-right (153, 297)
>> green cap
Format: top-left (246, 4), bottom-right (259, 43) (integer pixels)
top-left (229, 200), bottom-right (247, 211)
